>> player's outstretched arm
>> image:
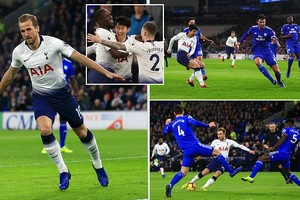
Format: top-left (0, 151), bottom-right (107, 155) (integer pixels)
top-left (87, 33), bottom-right (126, 51)
top-left (269, 133), bottom-right (287, 151)
top-left (0, 66), bottom-right (20, 94)
top-left (70, 50), bottom-right (125, 81)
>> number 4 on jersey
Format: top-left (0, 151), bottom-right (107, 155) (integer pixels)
top-left (178, 126), bottom-right (185, 136)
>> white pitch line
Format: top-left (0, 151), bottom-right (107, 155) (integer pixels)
top-left (0, 155), bottom-right (147, 168)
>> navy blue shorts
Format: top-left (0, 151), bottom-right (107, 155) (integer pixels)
top-left (32, 85), bottom-right (83, 128)
top-left (157, 155), bottom-right (166, 162)
top-left (226, 46), bottom-right (236, 57)
top-left (206, 157), bottom-right (224, 173)
top-left (177, 51), bottom-right (190, 67)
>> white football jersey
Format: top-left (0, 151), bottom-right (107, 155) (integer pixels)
top-left (11, 35), bottom-right (74, 94)
top-left (168, 32), bottom-right (196, 54)
top-left (124, 38), bottom-right (163, 83)
top-left (95, 28), bottom-right (117, 68)
top-left (152, 142), bottom-right (170, 157)
top-left (115, 36), bottom-right (133, 79)
top-left (226, 36), bottom-right (237, 47)
top-left (211, 138), bottom-right (250, 159)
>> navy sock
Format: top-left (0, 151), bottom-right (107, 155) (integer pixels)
top-left (80, 129), bottom-right (94, 143)
top-left (41, 133), bottom-right (56, 144)
top-left (275, 71), bottom-right (282, 83)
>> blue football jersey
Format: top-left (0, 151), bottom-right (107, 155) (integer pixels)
top-left (277, 127), bottom-right (300, 155)
top-left (62, 58), bottom-right (75, 83)
top-left (281, 24), bottom-right (300, 45)
top-left (240, 25), bottom-right (275, 52)
top-left (163, 115), bottom-right (209, 150)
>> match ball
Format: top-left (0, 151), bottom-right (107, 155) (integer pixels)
top-left (186, 182), bottom-right (196, 191)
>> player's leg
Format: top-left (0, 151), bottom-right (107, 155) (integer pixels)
top-left (253, 55), bottom-right (276, 85)
top-left (57, 88), bottom-right (108, 186)
top-left (186, 70), bottom-right (196, 87)
top-left (182, 167), bottom-right (211, 188)
top-left (164, 54), bottom-right (169, 67)
top-left (201, 170), bottom-right (223, 191)
top-left (72, 124), bottom-right (108, 186)
top-left (59, 117), bottom-right (73, 153)
top-left (189, 59), bottom-right (208, 88)
top-left (211, 148), bottom-right (241, 177)
top-left (278, 164), bottom-right (290, 183)
top-left (286, 45), bottom-right (295, 77)
top-left (197, 51), bottom-right (207, 78)
top-left (158, 158), bottom-right (166, 178)
top-left (33, 93), bottom-right (70, 190)
top-left (231, 52), bottom-right (236, 68)
top-left (282, 161), bottom-right (300, 186)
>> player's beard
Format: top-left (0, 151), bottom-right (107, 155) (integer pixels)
top-left (25, 35), bottom-right (37, 45)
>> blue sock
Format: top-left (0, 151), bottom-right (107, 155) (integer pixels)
top-left (170, 172), bottom-right (185, 188)
top-left (59, 122), bottom-right (67, 148)
top-left (258, 65), bottom-right (274, 82)
top-left (201, 69), bottom-right (206, 75)
top-left (289, 173), bottom-right (300, 186)
top-left (216, 154), bottom-right (233, 173)
top-left (250, 160), bottom-right (263, 178)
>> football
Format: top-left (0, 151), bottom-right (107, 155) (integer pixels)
top-left (186, 182), bottom-right (196, 191)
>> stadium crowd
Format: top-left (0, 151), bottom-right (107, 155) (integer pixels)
top-left (150, 101), bottom-right (300, 173)
top-left (0, 0), bottom-right (147, 112)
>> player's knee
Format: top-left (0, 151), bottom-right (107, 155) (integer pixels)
top-left (39, 126), bottom-right (52, 135)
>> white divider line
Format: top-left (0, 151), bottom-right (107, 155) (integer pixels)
top-left (0, 155), bottom-right (147, 168)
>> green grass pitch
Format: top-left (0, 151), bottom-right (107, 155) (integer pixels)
top-left (151, 58), bottom-right (300, 100)
top-left (0, 130), bottom-right (147, 200)
top-left (151, 171), bottom-right (300, 200)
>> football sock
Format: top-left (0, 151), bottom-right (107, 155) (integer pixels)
top-left (288, 57), bottom-right (294, 69)
top-left (189, 71), bottom-right (195, 81)
top-left (170, 172), bottom-right (185, 188)
top-left (202, 176), bottom-right (217, 188)
top-left (190, 172), bottom-right (203, 183)
top-left (59, 122), bottom-right (67, 148)
top-left (275, 71), bottom-right (282, 82)
top-left (160, 163), bottom-right (165, 175)
top-left (216, 154), bottom-right (234, 173)
top-left (80, 129), bottom-right (103, 169)
top-left (232, 58), bottom-right (235, 66)
top-left (279, 168), bottom-right (288, 181)
top-left (41, 133), bottom-right (68, 173)
top-left (289, 173), bottom-right (300, 186)
top-left (250, 160), bottom-right (263, 178)
top-left (194, 68), bottom-right (205, 85)
top-left (201, 69), bottom-right (206, 76)
top-left (258, 65), bottom-right (274, 82)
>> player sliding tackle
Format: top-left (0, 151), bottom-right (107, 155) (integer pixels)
top-left (163, 105), bottom-right (242, 197)
top-left (167, 24), bottom-right (208, 88)
top-left (182, 127), bottom-right (255, 191)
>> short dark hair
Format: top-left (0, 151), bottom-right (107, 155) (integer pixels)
top-left (188, 17), bottom-right (195, 23)
top-left (143, 21), bottom-right (157, 36)
top-left (94, 8), bottom-right (106, 23)
top-left (231, 31), bottom-right (235, 33)
top-left (115, 16), bottom-right (131, 28)
top-left (19, 13), bottom-right (39, 27)
top-left (174, 104), bottom-right (184, 114)
top-left (217, 127), bottom-right (226, 134)
top-left (257, 14), bottom-right (266, 20)
top-left (188, 24), bottom-right (198, 31)
top-left (283, 118), bottom-right (294, 125)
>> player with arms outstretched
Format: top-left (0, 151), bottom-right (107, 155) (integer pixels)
top-left (238, 14), bottom-right (284, 87)
top-left (242, 119), bottom-right (300, 186)
top-left (163, 105), bottom-right (242, 197)
top-left (0, 13), bottom-right (123, 190)
top-left (88, 21), bottom-right (163, 84)
top-left (280, 16), bottom-right (300, 78)
top-left (182, 127), bottom-right (255, 191)
top-left (167, 25), bottom-right (208, 88)
top-left (151, 136), bottom-right (170, 178)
